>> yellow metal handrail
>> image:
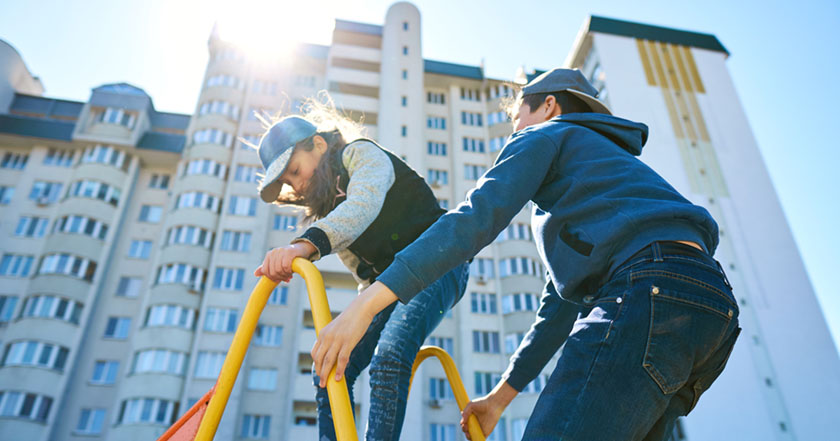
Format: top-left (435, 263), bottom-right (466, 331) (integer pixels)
top-left (164, 258), bottom-right (485, 441)
top-left (409, 346), bottom-right (486, 441)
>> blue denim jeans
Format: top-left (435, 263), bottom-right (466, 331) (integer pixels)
top-left (523, 241), bottom-right (741, 440)
top-left (314, 261), bottom-right (469, 441)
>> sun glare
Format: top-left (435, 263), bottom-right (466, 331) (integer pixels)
top-left (215, 0), bottom-right (309, 64)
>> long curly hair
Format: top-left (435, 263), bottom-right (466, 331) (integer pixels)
top-left (261, 93), bottom-right (366, 222)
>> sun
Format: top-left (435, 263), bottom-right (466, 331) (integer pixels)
top-left (214, 0), bottom-right (307, 63)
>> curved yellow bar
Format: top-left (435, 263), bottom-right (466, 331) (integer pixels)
top-left (409, 346), bottom-right (486, 441)
top-left (195, 276), bottom-right (277, 441)
top-left (195, 258), bottom-right (358, 441)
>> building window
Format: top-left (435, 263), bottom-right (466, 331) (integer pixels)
top-left (76, 408), bottom-right (106, 435)
top-left (429, 377), bottom-right (454, 401)
top-left (0, 296), bottom-right (19, 322)
top-left (204, 308), bottom-right (238, 333)
top-left (183, 159), bottom-right (227, 178)
top-left (402, 46), bottom-right (408, 55)
top-left (198, 100), bottom-right (239, 120)
top-left (487, 83), bottom-right (514, 100)
top-left (116, 277), bottom-right (143, 297)
top-left (149, 173), bottom-right (170, 189)
top-left (145, 304), bottom-right (195, 330)
top-left (460, 88), bottom-right (481, 102)
top-left (273, 214), bottom-right (298, 231)
top-left (0, 391), bottom-right (53, 422)
top-left (499, 257), bottom-right (541, 277)
top-left (175, 191), bottom-right (220, 213)
top-left (470, 292), bottom-right (497, 314)
top-left (240, 134), bottom-right (261, 150)
top-left (132, 349), bottom-right (188, 375)
top-left (426, 116), bottom-right (446, 130)
top-left (247, 368), bottom-right (278, 391)
top-left (68, 179), bottom-right (121, 206)
top-left (427, 142), bottom-right (447, 156)
top-left (1, 152), bottom-right (29, 170)
top-left (81, 145), bottom-right (130, 170)
top-left (437, 199), bottom-right (449, 210)
top-left (98, 107), bottom-right (136, 128)
top-left (14, 216), bottom-right (49, 238)
top-left (295, 75), bottom-right (317, 87)
top-left (401, 96), bottom-right (407, 107)
top-left (213, 267), bottom-right (245, 291)
top-left (470, 258), bottom-right (495, 281)
top-left (38, 254), bottom-right (98, 281)
top-left (253, 324), bottom-right (283, 346)
top-left (220, 230), bottom-right (252, 252)
top-left (90, 361), bottom-right (119, 385)
top-left (104, 317), bottom-right (131, 339)
top-left (268, 286), bottom-right (288, 305)
top-left (403, 21), bottom-right (409, 30)
top-left (206, 74), bottom-right (242, 89)
top-left (2, 340), bottom-right (70, 371)
top-left (504, 332), bottom-right (525, 354)
top-left (0, 254), bottom-right (34, 278)
top-left (472, 331), bottom-right (500, 354)
top-left (252, 80), bottom-right (278, 96)
top-left (462, 137), bottom-right (485, 153)
top-left (502, 293), bottom-right (539, 314)
top-left (235, 165), bottom-right (261, 183)
top-left (401, 70), bottom-right (408, 80)
top-left (461, 111), bottom-right (483, 127)
top-left (192, 128), bottom-right (233, 148)
top-left (464, 164), bottom-right (487, 181)
top-left (54, 215), bottom-right (109, 240)
top-left (155, 263), bottom-right (206, 291)
top-left (430, 423), bottom-right (457, 441)
top-left (489, 136), bottom-right (507, 152)
top-left (20, 295), bottom-right (82, 324)
top-left (167, 225), bottom-right (213, 248)
top-left (227, 196), bottom-right (257, 216)
top-left (194, 351), bottom-right (225, 378)
top-left (426, 169), bottom-right (448, 186)
top-left (496, 223), bottom-right (532, 242)
top-left (117, 398), bottom-right (178, 425)
top-left (241, 414), bottom-right (271, 439)
top-left (139, 205), bottom-right (163, 223)
top-left (43, 148), bottom-right (74, 167)
top-left (28, 181), bottom-right (63, 204)
top-left (487, 110), bottom-right (510, 126)
top-left (426, 336), bottom-right (454, 354)
top-left (474, 371), bottom-right (501, 395)
top-left (426, 91), bottom-right (445, 104)
top-left (401, 125), bottom-right (407, 137)
top-left (0, 186), bottom-right (14, 205)
top-left (128, 240), bottom-right (153, 259)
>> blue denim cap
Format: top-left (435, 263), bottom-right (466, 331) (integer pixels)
top-left (257, 116), bottom-right (317, 202)
top-left (521, 68), bottom-right (611, 115)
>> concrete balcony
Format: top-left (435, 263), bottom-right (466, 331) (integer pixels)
top-left (298, 328), bottom-right (316, 353)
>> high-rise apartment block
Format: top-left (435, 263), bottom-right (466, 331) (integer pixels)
top-left (0, 3), bottom-right (837, 441)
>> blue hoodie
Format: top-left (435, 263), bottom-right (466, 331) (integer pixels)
top-left (377, 112), bottom-right (719, 387)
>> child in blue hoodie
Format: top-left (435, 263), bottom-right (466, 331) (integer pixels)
top-left (310, 69), bottom-right (741, 441)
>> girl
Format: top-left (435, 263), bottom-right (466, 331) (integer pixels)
top-left (253, 100), bottom-right (469, 440)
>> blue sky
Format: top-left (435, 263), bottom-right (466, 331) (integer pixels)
top-left (1, 0), bottom-right (838, 351)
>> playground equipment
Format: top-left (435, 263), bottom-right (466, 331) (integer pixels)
top-left (158, 258), bottom-right (485, 441)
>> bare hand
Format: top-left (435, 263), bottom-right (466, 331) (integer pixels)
top-left (254, 243), bottom-right (313, 282)
top-left (311, 297), bottom-right (374, 387)
top-left (460, 394), bottom-right (505, 440)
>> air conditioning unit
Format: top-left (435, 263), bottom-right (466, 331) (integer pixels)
top-left (476, 275), bottom-right (488, 285)
top-left (36, 196), bottom-right (50, 206)
top-left (428, 399), bottom-right (442, 409)
top-left (430, 180), bottom-right (441, 189)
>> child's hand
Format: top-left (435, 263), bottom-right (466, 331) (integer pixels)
top-left (254, 242), bottom-right (316, 282)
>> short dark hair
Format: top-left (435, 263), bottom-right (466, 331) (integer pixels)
top-left (521, 91), bottom-right (591, 115)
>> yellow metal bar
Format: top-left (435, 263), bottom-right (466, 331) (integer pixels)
top-left (194, 258), bottom-right (358, 441)
top-left (293, 258), bottom-right (359, 441)
top-left (195, 276), bottom-right (277, 441)
top-left (409, 346), bottom-right (486, 441)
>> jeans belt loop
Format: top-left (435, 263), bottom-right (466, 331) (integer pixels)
top-left (652, 241), bottom-right (664, 262)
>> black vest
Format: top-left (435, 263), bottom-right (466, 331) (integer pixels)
top-left (336, 140), bottom-right (445, 282)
